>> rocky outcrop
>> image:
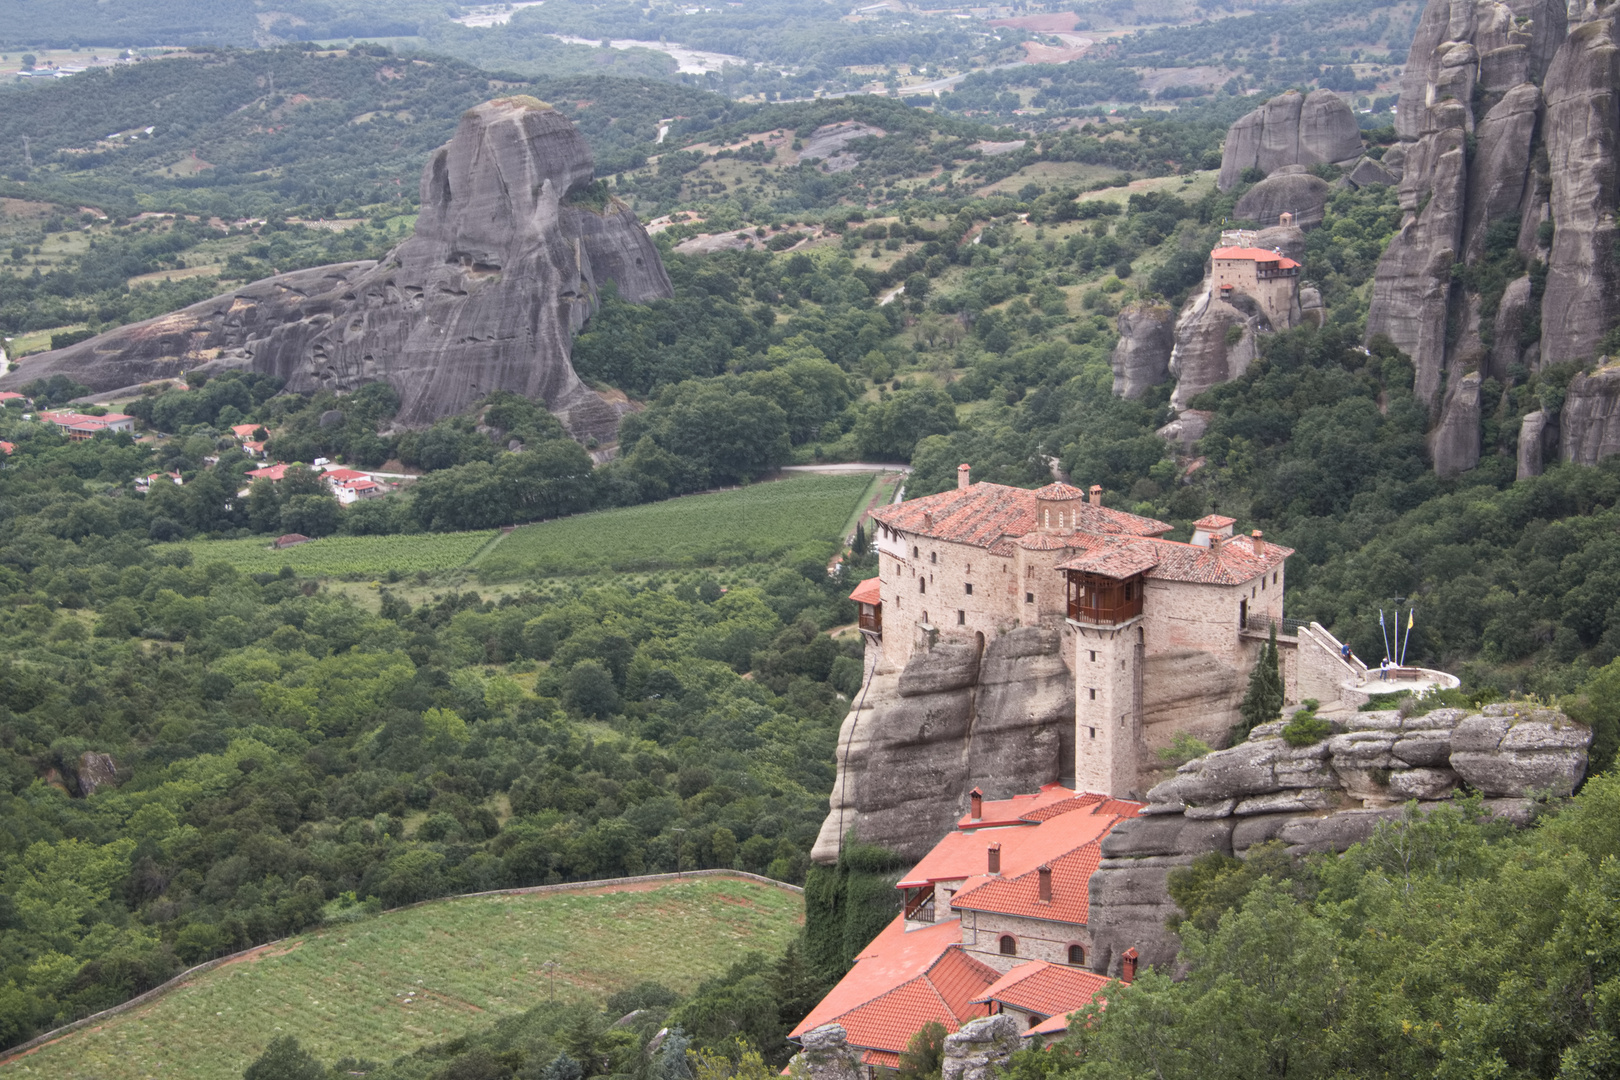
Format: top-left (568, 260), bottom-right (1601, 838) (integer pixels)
top-left (1110, 303), bottom-right (1175, 399)
top-left (1490, 274), bottom-right (1536, 378)
top-left (0, 98), bottom-right (673, 438)
top-left (72, 752), bottom-right (121, 795)
top-left (1218, 90), bottom-right (1363, 190)
top-left (1253, 223), bottom-right (1308, 263)
top-left (812, 627), bottom-right (1073, 865)
top-left (1168, 295), bottom-right (1260, 413)
top-left (942, 1015), bottom-right (1021, 1080)
top-left (1560, 365), bottom-right (1620, 464)
top-left (1462, 83), bottom-right (1541, 264)
top-left (1088, 702), bottom-right (1589, 973)
top-left (1155, 409), bottom-right (1212, 453)
top-left (1232, 168), bottom-right (1332, 229)
top-left (1541, 16), bottom-right (1620, 367)
top-left (789, 1026), bottom-right (862, 1080)
top-left (1517, 407), bottom-right (1556, 477)
top-left (1430, 369), bottom-right (1483, 476)
top-left (1347, 156), bottom-right (1398, 188)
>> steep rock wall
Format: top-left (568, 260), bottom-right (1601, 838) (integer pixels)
top-left (811, 627), bottom-right (1074, 866)
top-left (0, 99), bottom-right (672, 438)
top-left (1560, 365), bottom-right (1620, 463)
top-left (1217, 90), bottom-right (1363, 190)
top-left (1110, 303), bottom-right (1175, 399)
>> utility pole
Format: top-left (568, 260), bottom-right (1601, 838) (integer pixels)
top-left (22, 136), bottom-right (32, 169)
top-left (541, 959), bottom-right (559, 1003)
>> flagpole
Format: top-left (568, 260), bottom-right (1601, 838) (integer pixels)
top-left (1379, 608), bottom-right (1390, 665)
top-left (1400, 608), bottom-right (1414, 667)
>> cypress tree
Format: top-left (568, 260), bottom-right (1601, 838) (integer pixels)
top-left (1237, 625), bottom-right (1283, 736)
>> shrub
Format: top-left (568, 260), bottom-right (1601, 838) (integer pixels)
top-left (1281, 700), bottom-right (1332, 747)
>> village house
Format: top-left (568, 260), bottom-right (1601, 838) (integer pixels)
top-left (852, 468), bottom-right (1314, 797)
top-left (241, 461), bottom-right (388, 503)
top-left (789, 787), bottom-right (1141, 1069)
top-left (38, 409), bottom-right (135, 440)
top-left (231, 423), bottom-right (271, 459)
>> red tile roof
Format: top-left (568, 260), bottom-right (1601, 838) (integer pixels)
top-left (1192, 514), bottom-right (1236, 529)
top-left (958, 785), bottom-right (1081, 830)
top-left (0, 441), bottom-right (13, 455)
top-left (951, 840), bottom-right (1107, 926)
top-left (871, 483), bottom-right (1170, 551)
top-left (0, 391), bottom-right (24, 401)
top-left (323, 467), bottom-right (368, 482)
top-left (788, 918), bottom-right (998, 1055)
top-left (1211, 246), bottom-right (1301, 268)
top-left (899, 795), bottom-right (1136, 892)
top-left (850, 577), bottom-right (882, 605)
top-left (1054, 534), bottom-right (1292, 587)
top-left (1059, 545), bottom-right (1160, 580)
top-left (971, 961), bottom-right (1111, 1019)
top-left (247, 463), bottom-right (291, 481)
top-left (1033, 482), bottom-right (1087, 502)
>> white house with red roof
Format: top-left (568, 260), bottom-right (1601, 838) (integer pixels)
top-left (850, 469), bottom-right (1302, 797)
top-left (790, 788), bottom-right (1142, 1069)
top-left (38, 410), bottom-right (135, 440)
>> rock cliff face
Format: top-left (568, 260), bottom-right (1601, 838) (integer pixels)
top-left (1110, 303), bottom-right (1175, 399)
top-left (1560, 365), bottom-right (1620, 463)
top-left (811, 627), bottom-right (1074, 865)
top-left (0, 98), bottom-right (672, 438)
top-left (1430, 369), bottom-right (1484, 476)
top-left (1087, 703), bottom-right (1591, 975)
top-left (1218, 90), bottom-right (1364, 190)
top-left (1231, 167), bottom-right (1333, 229)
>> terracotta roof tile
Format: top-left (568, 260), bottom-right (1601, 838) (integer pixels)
top-left (971, 961), bottom-right (1112, 1019)
top-left (850, 578), bottom-right (882, 605)
top-left (958, 785), bottom-right (1082, 829)
top-left (1211, 246), bottom-right (1301, 269)
top-left (1192, 514), bottom-right (1236, 529)
top-left (870, 482), bottom-right (1170, 551)
top-left (951, 841), bottom-right (1107, 926)
top-left (1032, 482), bottom-right (1087, 502)
top-left (1057, 545), bottom-right (1160, 579)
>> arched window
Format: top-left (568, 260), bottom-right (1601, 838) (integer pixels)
top-left (1068, 944), bottom-right (1085, 966)
top-left (999, 935), bottom-right (1017, 956)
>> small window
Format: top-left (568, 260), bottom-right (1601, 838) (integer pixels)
top-left (1025, 592), bottom-right (1034, 604)
top-left (1089, 650), bottom-right (1096, 662)
top-left (957, 610), bottom-right (965, 625)
top-left (999, 935), bottom-right (1017, 956)
top-left (1261, 577), bottom-right (1266, 591)
top-left (1088, 688), bottom-right (1096, 700)
top-left (914, 546), bottom-right (919, 558)
top-left (965, 582), bottom-right (973, 595)
top-left (1087, 727), bottom-right (1096, 739)
top-left (1273, 572), bottom-right (1278, 585)
top-left (920, 579), bottom-right (927, 594)
top-left (930, 551), bottom-right (937, 564)
top-left (1068, 944), bottom-right (1085, 966)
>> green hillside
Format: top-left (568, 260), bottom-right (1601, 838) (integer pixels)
top-left (3, 875), bottom-right (802, 1080)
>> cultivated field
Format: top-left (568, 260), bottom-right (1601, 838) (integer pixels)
top-left (4, 876), bottom-right (803, 1080)
top-left (161, 531), bottom-right (501, 578)
top-left (474, 472), bottom-right (874, 578)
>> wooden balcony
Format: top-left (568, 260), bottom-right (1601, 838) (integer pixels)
top-left (858, 603), bottom-right (882, 635)
top-left (1064, 571), bottom-right (1144, 625)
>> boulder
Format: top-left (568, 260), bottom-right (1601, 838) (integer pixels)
top-left (1559, 366), bottom-right (1620, 466)
top-left (1489, 274), bottom-right (1534, 379)
top-left (1233, 171), bottom-right (1332, 229)
top-left (1540, 16), bottom-right (1620, 367)
top-left (1429, 369), bottom-right (1482, 477)
top-left (790, 1025), bottom-right (861, 1080)
top-left (0, 99), bottom-right (674, 438)
top-left (1099, 814), bottom-right (1235, 859)
top-left (1254, 223), bottom-right (1308, 263)
top-left (1389, 767), bottom-right (1461, 799)
top-left (942, 1015), bottom-right (1022, 1080)
top-left (1233, 788), bottom-right (1336, 815)
top-left (1448, 704), bottom-right (1591, 796)
top-left (1110, 303), bottom-right (1175, 399)
top-left (1219, 90), bottom-right (1362, 190)
top-left (1155, 410), bottom-right (1212, 453)
top-left (1348, 156), bottom-right (1398, 188)
top-left (74, 752), bottom-right (121, 795)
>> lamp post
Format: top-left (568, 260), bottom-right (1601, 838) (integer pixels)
top-left (673, 828), bottom-right (686, 876)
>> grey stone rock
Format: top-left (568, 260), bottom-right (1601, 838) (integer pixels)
top-left (74, 751), bottom-right (120, 795)
top-left (1463, 83), bottom-right (1541, 264)
top-left (1231, 812), bottom-right (1314, 851)
top-left (1345, 711), bottom-right (1404, 731)
top-left (1483, 797), bottom-right (1536, 824)
top-left (1111, 303), bottom-right (1175, 399)
top-left (1155, 409), bottom-right (1212, 453)
top-left (1452, 749), bottom-right (1589, 796)
top-left (1448, 706), bottom-right (1592, 796)
top-left (1233, 788), bottom-right (1336, 815)
top-left (1348, 156), bottom-right (1398, 188)
top-left (1450, 710), bottom-right (1515, 752)
top-left (1559, 366), bottom-right (1620, 467)
top-left (318, 409), bottom-right (346, 429)
top-left (1219, 90), bottom-right (1362, 190)
top-left (1490, 275), bottom-right (1534, 379)
top-left (1479, 45), bottom-right (1531, 92)
top-left (1429, 369), bottom-right (1482, 477)
top-left (1184, 798), bottom-right (1237, 819)
top-left (791, 1025), bottom-right (862, 1080)
top-left (1391, 732), bottom-right (1455, 767)
top-left (1099, 815), bottom-right (1235, 858)
top-left (1389, 767), bottom-right (1461, 799)
top-left (1277, 807), bottom-right (1404, 853)
top-left (942, 1014), bottom-right (1022, 1080)
top-left (1327, 730), bottom-right (1399, 763)
top-left (1086, 861), bottom-right (1184, 973)
top-left (1233, 171), bottom-right (1333, 229)
top-left (1168, 296), bottom-right (1259, 412)
top-left (1541, 17), bottom-right (1620, 367)
top-left (1518, 408), bottom-right (1556, 479)
top-left (1254, 223), bottom-right (1308, 262)
top-left (898, 642), bottom-right (982, 697)
top-left (1147, 740), bottom-right (1280, 804)
top-left (0, 99), bottom-right (674, 438)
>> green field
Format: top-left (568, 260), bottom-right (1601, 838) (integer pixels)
top-left (161, 531), bottom-right (501, 578)
top-left (4, 876), bottom-right (802, 1080)
top-left (473, 472), bottom-right (876, 579)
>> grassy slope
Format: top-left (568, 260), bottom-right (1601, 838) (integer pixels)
top-left (5, 877), bottom-right (802, 1080)
top-left (159, 530), bottom-right (501, 577)
top-left (474, 472), bottom-right (874, 578)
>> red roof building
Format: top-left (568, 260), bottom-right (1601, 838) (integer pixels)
top-left (859, 464), bottom-right (1297, 800)
top-left (792, 788), bottom-right (1140, 1061)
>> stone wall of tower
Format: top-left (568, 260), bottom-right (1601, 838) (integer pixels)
top-left (1071, 618), bottom-right (1143, 796)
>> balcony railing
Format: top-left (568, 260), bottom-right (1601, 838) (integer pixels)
top-left (1067, 594), bottom-right (1144, 624)
top-left (1242, 611), bottom-right (1308, 636)
top-left (858, 605), bottom-right (882, 635)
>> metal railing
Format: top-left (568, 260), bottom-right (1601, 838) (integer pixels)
top-left (1242, 612), bottom-right (1308, 636)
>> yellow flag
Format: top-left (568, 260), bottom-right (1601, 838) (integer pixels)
top-left (1406, 609), bottom-right (1414, 630)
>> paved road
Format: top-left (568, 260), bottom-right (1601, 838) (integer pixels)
top-left (782, 462), bottom-right (912, 473)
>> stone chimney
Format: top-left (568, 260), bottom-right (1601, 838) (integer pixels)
top-left (1037, 864), bottom-right (1052, 902)
top-left (1251, 529), bottom-right (1264, 557)
top-left (1121, 947), bottom-right (1139, 984)
top-left (987, 842), bottom-right (1000, 875)
top-left (969, 787), bottom-right (983, 821)
top-left (958, 463), bottom-right (971, 490)
top-left (1088, 485), bottom-right (1102, 505)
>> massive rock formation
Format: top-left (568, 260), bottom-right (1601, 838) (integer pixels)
top-left (1110, 303), bottom-right (1174, 399)
top-left (1087, 703), bottom-right (1591, 975)
top-left (0, 98), bottom-right (672, 437)
top-left (1231, 167), bottom-right (1333, 229)
top-left (1430, 369), bottom-right (1484, 476)
top-left (1218, 90), bottom-right (1364, 190)
top-left (1560, 365), bottom-right (1620, 464)
top-left (812, 627), bottom-right (1074, 865)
